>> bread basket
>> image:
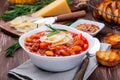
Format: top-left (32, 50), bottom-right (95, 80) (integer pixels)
top-left (89, 0), bottom-right (120, 29)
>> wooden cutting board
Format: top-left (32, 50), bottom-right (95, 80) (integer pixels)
top-left (0, 1), bottom-right (88, 37)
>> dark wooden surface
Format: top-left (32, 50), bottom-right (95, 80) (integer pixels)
top-left (0, 0), bottom-right (120, 80)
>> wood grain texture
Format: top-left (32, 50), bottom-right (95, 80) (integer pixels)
top-left (0, 31), bottom-right (29, 80)
top-left (0, 0), bottom-right (120, 80)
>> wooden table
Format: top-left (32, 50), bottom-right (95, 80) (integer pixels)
top-left (0, 0), bottom-right (120, 80)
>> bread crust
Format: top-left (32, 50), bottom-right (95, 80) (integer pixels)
top-left (96, 49), bottom-right (120, 67)
top-left (104, 33), bottom-right (120, 49)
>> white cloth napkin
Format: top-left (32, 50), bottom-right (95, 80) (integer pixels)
top-left (8, 43), bottom-right (111, 80)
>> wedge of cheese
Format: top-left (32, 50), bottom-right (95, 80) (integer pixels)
top-left (32, 0), bottom-right (71, 17)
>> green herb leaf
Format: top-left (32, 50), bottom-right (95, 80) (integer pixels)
top-left (45, 24), bottom-right (56, 31)
top-left (37, 24), bottom-right (39, 28)
top-left (65, 22), bottom-right (73, 26)
top-left (45, 24), bottom-right (67, 32)
top-left (47, 31), bottom-right (59, 37)
top-left (5, 42), bottom-right (21, 57)
top-left (13, 38), bottom-right (19, 40)
top-left (45, 24), bottom-right (67, 37)
top-left (66, 0), bottom-right (73, 6)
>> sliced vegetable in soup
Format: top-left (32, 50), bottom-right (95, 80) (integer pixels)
top-left (24, 26), bottom-right (89, 57)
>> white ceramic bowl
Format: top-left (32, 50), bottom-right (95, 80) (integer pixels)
top-left (19, 24), bottom-right (94, 72)
top-left (70, 19), bottom-right (105, 36)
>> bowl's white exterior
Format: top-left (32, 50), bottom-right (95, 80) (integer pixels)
top-left (19, 24), bottom-right (94, 72)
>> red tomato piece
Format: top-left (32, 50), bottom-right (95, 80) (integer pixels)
top-left (39, 42), bottom-right (51, 49)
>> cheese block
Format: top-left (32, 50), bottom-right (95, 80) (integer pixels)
top-left (32, 0), bottom-right (71, 17)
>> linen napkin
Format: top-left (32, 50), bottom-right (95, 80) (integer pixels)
top-left (8, 43), bottom-right (111, 80)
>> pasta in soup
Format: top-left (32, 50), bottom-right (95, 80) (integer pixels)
top-left (24, 26), bottom-right (89, 57)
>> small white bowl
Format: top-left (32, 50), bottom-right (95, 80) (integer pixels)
top-left (19, 24), bottom-right (94, 72)
top-left (70, 19), bottom-right (105, 36)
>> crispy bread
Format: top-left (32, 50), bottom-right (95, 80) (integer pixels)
top-left (104, 33), bottom-right (120, 49)
top-left (96, 49), bottom-right (120, 67)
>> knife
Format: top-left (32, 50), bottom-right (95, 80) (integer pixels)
top-left (73, 38), bottom-right (100, 80)
top-left (34, 10), bottom-right (86, 24)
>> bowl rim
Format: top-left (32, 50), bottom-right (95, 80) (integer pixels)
top-left (19, 24), bottom-right (95, 59)
top-left (88, 1), bottom-right (120, 18)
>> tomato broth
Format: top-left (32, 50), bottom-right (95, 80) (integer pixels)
top-left (24, 31), bottom-right (89, 57)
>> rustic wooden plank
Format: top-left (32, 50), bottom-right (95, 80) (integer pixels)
top-left (0, 1), bottom-right (29, 79)
top-left (0, 31), bottom-right (29, 80)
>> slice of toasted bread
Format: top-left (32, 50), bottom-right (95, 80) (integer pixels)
top-left (104, 33), bottom-right (120, 49)
top-left (96, 49), bottom-right (120, 67)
